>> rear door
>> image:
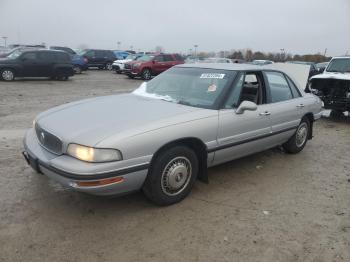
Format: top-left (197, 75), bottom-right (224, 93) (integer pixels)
top-left (214, 71), bottom-right (273, 165)
top-left (163, 54), bottom-right (177, 70)
top-left (262, 71), bottom-right (303, 143)
top-left (152, 55), bottom-right (166, 74)
top-left (84, 50), bottom-right (96, 66)
top-left (37, 51), bottom-right (54, 76)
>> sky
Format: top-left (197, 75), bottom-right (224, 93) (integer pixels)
top-left (0, 0), bottom-right (349, 56)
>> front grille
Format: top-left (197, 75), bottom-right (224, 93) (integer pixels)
top-left (35, 123), bottom-right (63, 155)
top-left (124, 63), bottom-right (131, 70)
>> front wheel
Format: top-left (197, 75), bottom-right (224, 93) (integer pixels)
top-left (143, 146), bottom-right (198, 206)
top-left (141, 68), bottom-right (152, 80)
top-left (1, 69), bottom-right (15, 81)
top-left (283, 118), bottom-right (310, 154)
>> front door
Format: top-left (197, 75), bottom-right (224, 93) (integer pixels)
top-left (20, 52), bottom-right (41, 77)
top-left (213, 72), bottom-right (272, 165)
top-left (152, 55), bottom-right (167, 74)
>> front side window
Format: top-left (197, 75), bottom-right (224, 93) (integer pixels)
top-left (265, 71), bottom-right (293, 103)
top-left (133, 67), bottom-right (236, 109)
top-left (224, 72), bottom-right (264, 108)
top-left (286, 76), bottom-right (301, 98)
top-left (21, 52), bottom-right (37, 60)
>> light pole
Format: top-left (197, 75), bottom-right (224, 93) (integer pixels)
top-left (117, 41), bottom-right (121, 50)
top-left (130, 45), bottom-right (133, 51)
top-left (2, 36), bottom-right (8, 47)
top-left (194, 45), bottom-right (198, 58)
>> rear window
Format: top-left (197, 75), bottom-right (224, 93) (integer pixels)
top-left (164, 55), bottom-right (174, 61)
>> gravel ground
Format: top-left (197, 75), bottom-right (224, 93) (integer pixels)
top-left (0, 71), bottom-right (349, 262)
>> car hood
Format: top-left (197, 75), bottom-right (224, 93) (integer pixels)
top-left (0, 57), bottom-right (15, 63)
top-left (36, 93), bottom-right (206, 147)
top-left (310, 72), bottom-right (350, 81)
top-left (113, 59), bottom-right (131, 64)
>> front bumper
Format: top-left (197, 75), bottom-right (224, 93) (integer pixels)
top-left (23, 128), bottom-right (149, 196)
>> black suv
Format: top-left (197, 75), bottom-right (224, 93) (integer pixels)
top-left (0, 49), bottom-right (74, 81)
top-left (78, 49), bottom-right (116, 70)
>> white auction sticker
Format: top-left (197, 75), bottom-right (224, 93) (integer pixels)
top-left (200, 73), bottom-right (225, 79)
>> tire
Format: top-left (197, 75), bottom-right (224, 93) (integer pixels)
top-left (127, 75), bottom-right (135, 79)
top-left (141, 68), bottom-right (152, 80)
top-left (1, 68), bottom-right (15, 81)
top-left (106, 63), bottom-right (113, 70)
top-left (283, 118), bottom-right (310, 154)
top-left (73, 65), bottom-right (82, 74)
top-left (143, 146), bottom-right (198, 206)
top-left (98, 66), bottom-right (104, 70)
top-left (330, 110), bottom-right (344, 118)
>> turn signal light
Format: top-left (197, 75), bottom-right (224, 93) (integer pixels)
top-left (76, 176), bottom-right (124, 187)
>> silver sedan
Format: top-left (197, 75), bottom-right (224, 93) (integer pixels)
top-left (23, 63), bottom-right (323, 205)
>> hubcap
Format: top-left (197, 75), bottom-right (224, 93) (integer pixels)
top-left (106, 64), bottom-right (112, 70)
top-left (143, 70), bottom-right (151, 79)
top-left (296, 123), bottom-right (308, 147)
top-left (161, 157), bottom-right (192, 196)
top-left (74, 66), bottom-right (81, 74)
top-left (2, 70), bottom-right (14, 81)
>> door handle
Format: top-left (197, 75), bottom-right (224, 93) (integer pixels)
top-left (296, 104), bottom-right (305, 108)
top-left (259, 111), bottom-right (271, 116)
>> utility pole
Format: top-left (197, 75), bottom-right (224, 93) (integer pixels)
top-left (117, 41), bottom-right (121, 50)
top-left (323, 48), bottom-right (327, 57)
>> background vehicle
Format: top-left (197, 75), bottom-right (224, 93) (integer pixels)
top-left (202, 57), bottom-right (233, 63)
top-left (78, 49), bottom-right (116, 70)
top-left (0, 49), bottom-right (74, 81)
top-left (124, 53), bottom-right (184, 80)
top-left (50, 46), bottom-right (88, 74)
top-left (308, 57), bottom-right (350, 116)
top-left (23, 64), bottom-right (322, 205)
top-left (286, 61), bottom-right (320, 78)
top-left (251, 60), bottom-right (274, 65)
top-left (316, 62), bottom-right (329, 73)
top-left (112, 53), bottom-right (143, 74)
top-left (113, 51), bottom-right (130, 60)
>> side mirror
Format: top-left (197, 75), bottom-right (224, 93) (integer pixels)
top-left (235, 101), bottom-right (258, 114)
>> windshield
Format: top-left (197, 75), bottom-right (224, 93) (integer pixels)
top-left (136, 55), bottom-right (154, 61)
top-left (7, 50), bottom-right (23, 59)
top-left (133, 67), bottom-right (235, 109)
top-left (326, 59), bottom-right (350, 73)
top-left (125, 54), bottom-right (136, 60)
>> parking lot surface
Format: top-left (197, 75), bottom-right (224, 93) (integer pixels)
top-left (0, 71), bottom-right (350, 262)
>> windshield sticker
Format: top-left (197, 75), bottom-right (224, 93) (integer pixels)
top-left (207, 84), bottom-right (217, 92)
top-left (200, 73), bottom-right (225, 79)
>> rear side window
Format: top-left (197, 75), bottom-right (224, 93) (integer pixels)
top-left (164, 55), bottom-right (174, 61)
top-left (154, 55), bottom-right (164, 62)
top-left (84, 50), bottom-right (95, 57)
top-left (55, 53), bottom-right (70, 62)
top-left (96, 50), bottom-right (105, 57)
top-left (265, 71), bottom-right (293, 103)
top-left (286, 76), bottom-right (301, 98)
top-left (174, 54), bottom-right (184, 61)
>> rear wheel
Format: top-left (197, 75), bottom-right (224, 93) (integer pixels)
top-left (330, 110), bottom-right (344, 118)
top-left (106, 63), bottom-right (113, 70)
top-left (73, 65), bottom-right (82, 74)
top-left (141, 68), bottom-right (152, 80)
top-left (143, 146), bottom-right (198, 206)
top-left (283, 118), bottom-right (310, 154)
top-left (1, 69), bottom-right (15, 81)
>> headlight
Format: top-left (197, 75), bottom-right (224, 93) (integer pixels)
top-left (133, 63), bottom-right (141, 68)
top-left (67, 144), bottom-right (122, 163)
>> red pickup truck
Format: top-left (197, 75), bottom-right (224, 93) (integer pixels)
top-left (124, 53), bottom-right (184, 80)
